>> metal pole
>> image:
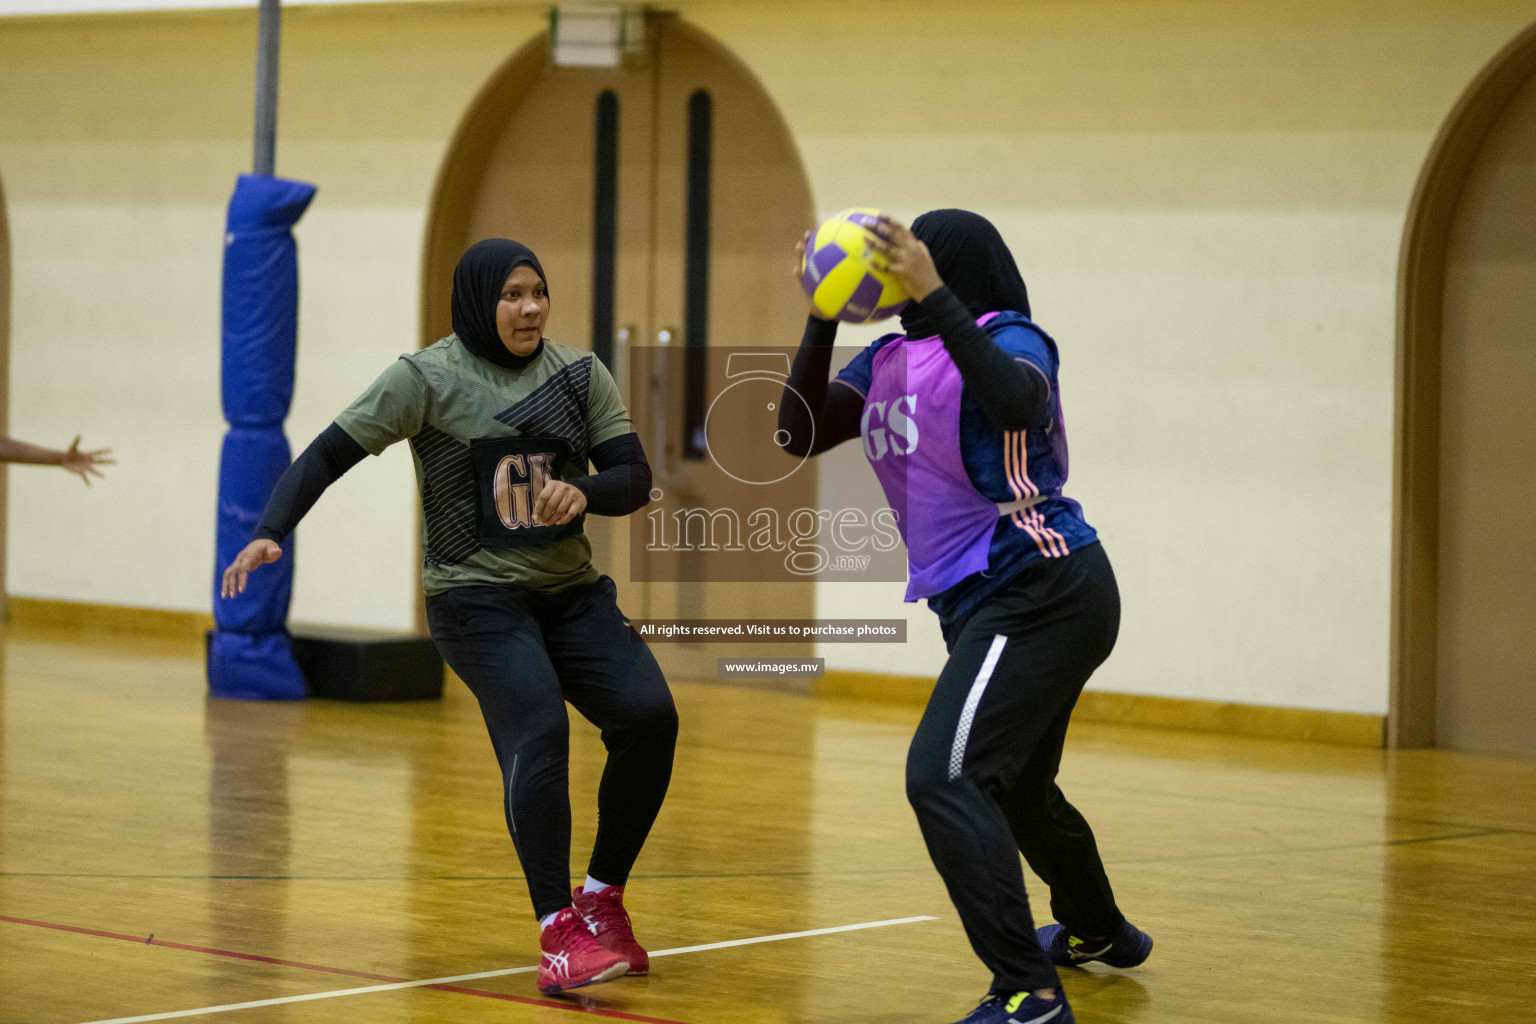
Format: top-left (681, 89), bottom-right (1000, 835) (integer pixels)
top-left (252, 0), bottom-right (280, 176)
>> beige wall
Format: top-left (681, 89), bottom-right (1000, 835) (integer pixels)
top-left (702, 0), bottom-right (1535, 715)
top-left (0, 3), bottom-right (543, 627)
top-left (2, 0), bottom-right (1530, 713)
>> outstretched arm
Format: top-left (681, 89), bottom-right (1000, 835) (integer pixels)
top-left (254, 423), bottom-right (368, 542)
top-left (0, 435), bottom-right (114, 485)
top-left (223, 359), bottom-right (425, 598)
top-left (221, 423), bottom-right (367, 598)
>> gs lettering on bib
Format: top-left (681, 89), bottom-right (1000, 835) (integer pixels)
top-left (469, 436), bottom-right (585, 547)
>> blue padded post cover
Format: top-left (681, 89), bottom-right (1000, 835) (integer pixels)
top-left (208, 174), bottom-right (317, 700)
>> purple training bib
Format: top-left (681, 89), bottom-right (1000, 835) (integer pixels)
top-left (864, 312), bottom-right (1003, 601)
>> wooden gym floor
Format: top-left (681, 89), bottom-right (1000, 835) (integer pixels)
top-left (1, 622), bottom-right (1533, 1024)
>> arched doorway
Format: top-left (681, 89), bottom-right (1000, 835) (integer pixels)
top-left (422, 16), bottom-right (819, 682)
top-left (1, 171), bottom-right (10, 621)
top-left (1392, 20), bottom-right (1536, 752)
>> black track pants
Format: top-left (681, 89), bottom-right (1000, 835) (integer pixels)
top-left (906, 542), bottom-right (1124, 993)
top-left (426, 575), bottom-right (677, 920)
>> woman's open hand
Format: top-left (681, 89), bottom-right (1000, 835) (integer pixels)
top-left (533, 479), bottom-right (588, 527)
top-left (221, 539), bottom-right (283, 599)
top-left (60, 436), bottom-right (114, 485)
top-left (794, 230), bottom-right (834, 321)
top-left (867, 215), bottom-right (943, 303)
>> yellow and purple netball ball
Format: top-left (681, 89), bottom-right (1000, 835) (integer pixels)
top-left (800, 208), bottom-right (910, 324)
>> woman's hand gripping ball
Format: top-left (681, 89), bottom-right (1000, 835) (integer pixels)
top-left (866, 215), bottom-right (944, 303)
top-left (794, 230), bottom-right (835, 322)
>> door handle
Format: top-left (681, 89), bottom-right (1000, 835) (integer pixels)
top-left (614, 324), bottom-right (636, 390)
top-left (650, 327), bottom-right (680, 488)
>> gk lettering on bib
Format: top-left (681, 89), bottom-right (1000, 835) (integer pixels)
top-left (470, 436), bottom-right (585, 547)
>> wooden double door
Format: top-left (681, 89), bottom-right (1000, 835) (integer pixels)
top-left (425, 18), bottom-right (818, 681)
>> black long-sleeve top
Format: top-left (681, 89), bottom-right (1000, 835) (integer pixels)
top-left (253, 425), bottom-right (652, 544)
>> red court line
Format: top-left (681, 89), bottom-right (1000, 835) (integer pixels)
top-left (1, 913), bottom-right (690, 1024)
top-left (0, 915), bottom-right (400, 982)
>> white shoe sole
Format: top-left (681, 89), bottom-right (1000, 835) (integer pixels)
top-left (539, 959), bottom-right (631, 994)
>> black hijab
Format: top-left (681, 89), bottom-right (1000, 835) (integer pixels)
top-left (899, 209), bottom-right (1031, 339)
top-left (451, 238), bottom-right (549, 370)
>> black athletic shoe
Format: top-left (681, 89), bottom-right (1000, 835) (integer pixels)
top-left (950, 990), bottom-right (1074, 1024)
top-left (1038, 919), bottom-right (1153, 968)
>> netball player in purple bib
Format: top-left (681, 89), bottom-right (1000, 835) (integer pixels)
top-left (781, 210), bottom-right (1152, 1024)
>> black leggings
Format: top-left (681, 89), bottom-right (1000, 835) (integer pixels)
top-left (426, 575), bottom-right (677, 920)
top-left (907, 542), bottom-right (1124, 993)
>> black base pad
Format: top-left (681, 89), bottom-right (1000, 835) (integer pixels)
top-left (289, 625), bottom-right (444, 702)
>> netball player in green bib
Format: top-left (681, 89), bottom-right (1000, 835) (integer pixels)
top-left (222, 239), bottom-right (675, 995)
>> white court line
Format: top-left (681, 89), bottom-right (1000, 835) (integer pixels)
top-left (81, 915), bottom-right (937, 1024)
top-left (648, 916), bottom-right (934, 958)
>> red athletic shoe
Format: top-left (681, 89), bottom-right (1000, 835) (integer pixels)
top-left (537, 907), bottom-right (630, 994)
top-left (572, 884), bottom-right (650, 976)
